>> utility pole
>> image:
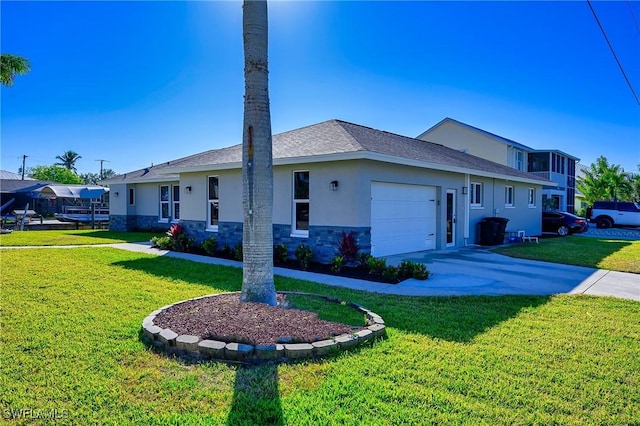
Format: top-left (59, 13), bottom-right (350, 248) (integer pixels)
top-left (21, 155), bottom-right (28, 180)
top-left (95, 159), bottom-right (110, 180)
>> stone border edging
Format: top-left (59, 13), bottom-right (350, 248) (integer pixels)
top-left (141, 291), bottom-right (387, 363)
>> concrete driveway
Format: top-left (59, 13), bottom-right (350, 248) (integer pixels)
top-left (384, 246), bottom-right (640, 300)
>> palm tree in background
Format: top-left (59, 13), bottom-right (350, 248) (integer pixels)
top-left (1, 54), bottom-right (30, 86)
top-left (240, 0), bottom-right (277, 305)
top-left (55, 150), bottom-right (82, 174)
top-left (577, 156), bottom-right (631, 204)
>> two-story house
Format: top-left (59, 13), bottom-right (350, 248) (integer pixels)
top-left (418, 118), bottom-right (579, 213)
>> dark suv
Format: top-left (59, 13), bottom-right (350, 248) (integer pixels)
top-left (587, 201), bottom-right (640, 228)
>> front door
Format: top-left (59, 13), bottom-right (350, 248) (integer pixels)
top-left (446, 189), bottom-right (456, 247)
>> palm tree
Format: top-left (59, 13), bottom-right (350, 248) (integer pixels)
top-left (55, 150), bottom-right (82, 173)
top-left (1, 54), bottom-right (30, 86)
top-left (577, 156), bottom-right (631, 204)
top-left (240, 0), bottom-right (277, 306)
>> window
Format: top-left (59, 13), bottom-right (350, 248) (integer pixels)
top-left (528, 188), bottom-right (536, 207)
top-left (160, 185), bottom-right (170, 221)
top-left (514, 150), bottom-right (524, 171)
top-left (293, 171), bottom-right (309, 235)
top-left (207, 176), bottom-right (219, 230)
top-left (505, 185), bottom-right (514, 207)
top-left (470, 182), bottom-right (483, 207)
top-left (128, 188), bottom-right (135, 206)
top-left (172, 185), bottom-right (180, 221)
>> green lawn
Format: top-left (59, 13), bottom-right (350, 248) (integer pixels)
top-left (493, 236), bottom-right (640, 273)
top-left (0, 229), bottom-right (160, 247)
top-left (1, 247), bottom-right (638, 425)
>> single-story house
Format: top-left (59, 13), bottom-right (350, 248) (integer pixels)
top-left (103, 119), bottom-right (553, 262)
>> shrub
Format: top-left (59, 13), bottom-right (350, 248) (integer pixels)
top-left (274, 244), bottom-right (289, 265)
top-left (330, 255), bottom-right (345, 273)
top-left (150, 235), bottom-right (172, 250)
top-left (172, 234), bottom-right (195, 252)
top-left (412, 263), bottom-right (430, 280)
top-left (234, 243), bottom-right (243, 261)
top-left (367, 257), bottom-right (387, 275)
top-left (201, 236), bottom-right (218, 256)
top-left (220, 245), bottom-right (235, 260)
top-left (382, 265), bottom-right (399, 282)
top-left (337, 231), bottom-right (360, 263)
top-left (357, 253), bottom-right (373, 271)
top-left (295, 244), bottom-right (313, 270)
top-left (397, 260), bottom-right (430, 281)
top-left (166, 223), bottom-right (184, 238)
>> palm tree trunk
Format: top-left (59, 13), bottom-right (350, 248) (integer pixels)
top-left (240, 0), bottom-right (277, 306)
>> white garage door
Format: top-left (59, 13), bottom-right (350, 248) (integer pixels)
top-left (371, 182), bottom-right (436, 257)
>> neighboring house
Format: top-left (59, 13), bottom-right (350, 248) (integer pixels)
top-left (418, 118), bottom-right (579, 213)
top-left (103, 119), bottom-right (550, 261)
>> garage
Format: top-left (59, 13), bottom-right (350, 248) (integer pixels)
top-left (370, 182), bottom-right (437, 257)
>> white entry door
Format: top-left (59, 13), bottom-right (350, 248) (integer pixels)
top-left (370, 182), bottom-right (437, 257)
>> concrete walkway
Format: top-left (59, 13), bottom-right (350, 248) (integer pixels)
top-left (107, 242), bottom-right (639, 301)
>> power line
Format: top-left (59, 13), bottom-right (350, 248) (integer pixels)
top-left (587, 0), bottom-right (640, 107)
top-left (627, 1), bottom-right (640, 36)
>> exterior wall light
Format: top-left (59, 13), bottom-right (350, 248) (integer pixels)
top-left (462, 186), bottom-right (468, 195)
top-left (185, 186), bottom-right (192, 194)
top-left (113, 192), bottom-right (119, 197)
top-left (330, 180), bottom-right (339, 191)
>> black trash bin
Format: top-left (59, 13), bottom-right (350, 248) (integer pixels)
top-left (482, 217), bottom-right (510, 245)
top-left (479, 219), bottom-right (499, 246)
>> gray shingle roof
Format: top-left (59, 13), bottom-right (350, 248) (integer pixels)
top-left (0, 170), bottom-right (34, 180)
top-left (103, 119), bottom-right (550, 184)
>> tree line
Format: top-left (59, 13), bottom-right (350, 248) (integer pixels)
top-left (27, 150), bottom-right (116, 185)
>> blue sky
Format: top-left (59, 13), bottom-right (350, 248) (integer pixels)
top-left (2, 1), bottom-right (639, 177)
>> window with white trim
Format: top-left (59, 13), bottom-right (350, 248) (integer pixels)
top-left (160, 185), bottom-right (170, 221)
top-left (293, 171), bottom-right (309, 236)
top-left (470, 182), bottom-right (483, 207)
top-left (514, 150), bottom-right (524, 171)
top-left (207, 176), bottom-right (219, 230)
top-left (172, 185), bottom-right (180, 221)
top-left (505, 185), bottom-right (514, 207)
top-left (528, 188), bottom-right (536, 207)
top-left (128, 188), bottom-right (135, 206)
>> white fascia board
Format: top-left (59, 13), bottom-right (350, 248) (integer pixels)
top-left (362, 152), bottom-right (555, 186)
top-left (102, 175), bottom-right (180, 185)
top-left (163, 162), bottom-right (241, 174)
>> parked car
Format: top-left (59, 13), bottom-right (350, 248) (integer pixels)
top-left (587, 201), bottom-right (640, 228)
top-left (542, 212), bottom-right (589, 236)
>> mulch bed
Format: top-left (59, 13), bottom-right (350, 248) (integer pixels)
top-left (153, 293), bottom-right (364, 346)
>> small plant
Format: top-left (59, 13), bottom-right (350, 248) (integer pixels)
top-left (220, 245), bottom-right (235, 260)
top-left (357, 252), bottom-right (373, 271)
top-left (398, 260), bottom-right (415, 280)
top-left (330, 255), bottom-right (345, 273)
top-left (295, 244), bottom-right (313, 270)
top-left (274, 243), bottom-right (289, 265)
top-left (172, 233), bottom-right (195, 252)
top-left (367, 257), bottom-right (387, 275)
top-left (201, 236), bottom-right (218, 256)
top-left (234, 243), bottom-right (243, 261)
top-left (150, 235), bottom-right (172, 250)
top-left (412, 263), bottom-right (430, 280)
top-left (382, 265), bottom-right (399, 282)
top-left (397, 260), bottom-right (430, 281)
top-left (337, 231), bottom-right (360, 263)
top-left (166, 223), bottom-right (184, 238)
